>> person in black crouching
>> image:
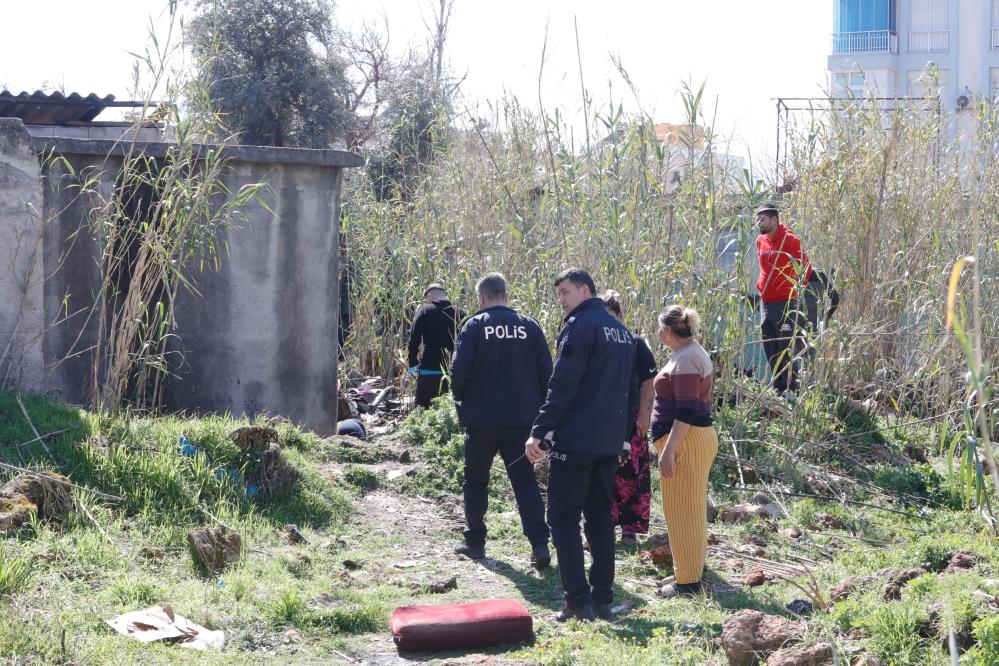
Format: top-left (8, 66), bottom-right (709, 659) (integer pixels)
top-left (408, 284), bottom-right (465, 408)
top-left (449, 273), bottom-right (554, 568)
top-left (525, 268), bottom-right (639, 622)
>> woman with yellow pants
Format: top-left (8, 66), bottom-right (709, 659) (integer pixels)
top-left (650, 305), bottom-right (718, 598)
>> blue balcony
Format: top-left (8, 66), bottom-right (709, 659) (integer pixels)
top-left (833, 0), bottom-right (897, 53)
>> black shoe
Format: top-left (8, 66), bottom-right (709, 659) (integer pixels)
top-left (595, 603), bottom-right (614, 620)
top-left (658, 581), bottom-right (702, 598)
top-left (530, 544), bottom-right (551, 570)
top-left (556, 603), bottom-right (596, 622)
top-left (454, 543), bottom-right (485, 560)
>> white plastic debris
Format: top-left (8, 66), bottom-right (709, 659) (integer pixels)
top-left (106, 605), bottom-right (224, 651)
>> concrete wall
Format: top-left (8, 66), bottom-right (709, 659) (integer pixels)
top-left (0, 119), bottom-right (361, 434)
top-left (166, 161), bottom-right (345, 434)
top-left (0, 119), bottom-right (45, 391)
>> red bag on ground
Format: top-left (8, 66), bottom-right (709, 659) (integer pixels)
top-left (389, 598), bottom-right (533, 652)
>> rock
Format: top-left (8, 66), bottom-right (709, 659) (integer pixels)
top-left (814, 514), bottom-right (843, 530)
top-left (247, 444), bottom-right (300, 497)
top-left (409, 575), bottom-right (458, 594)
top-left (342, 559), bottom-right (363, 570)
top-left (639, 544), bottom-right (673, 568)
top-left (757, 520), bottom-right (779, 533)
top-left (743, 570), bottom-right (769, 587)
top-left (760, 502), bottom-right (786, 519)
top-left (398, 450), bottom-right (412, 464)
top-left (883, 568), bottom-right (927, 600)
top-left (902, 444), bottom-right (929, 464)
top-left (941, 550), bottom-right (984, 574)
top-left (138, 546), bottom-right (165, 560)
top-left (830, 577), bottom-right (858, 602)
top-left (279, 524), bottom-right (308, 545)
top-left (721, 609), bottom-right (807, 666)
top-left (723, 558), bottom-right (745, 573)
top-left (721, 503), bottom-right (768, 523)
top-left (783, 527), bottom-right (802, 539)
top-left (743, 534), bottom-right (767, 547)
top-left (752, 547), bottom-right (767, 558)
top-left (707, 532), bottom-right (722, 545)
top-left (187, 527), bottom-right (241, 573)
top-left (228, 425), bottom-right (280, 451)
top-left (766, 642), bottom-right (834, 666)
top-left (851, 655), bottom-right (882, 666)
top-left (0, 493), bottom-right (37, 532)
top-left (2, 473), bottom-right (74, 522)
top-left (707, 497), bottom-right (719, 523)
top-left (751, 492), bottom-right (772, 505)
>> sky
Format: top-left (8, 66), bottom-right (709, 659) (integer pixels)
top-left (0, 0), bottom-right (833, 172)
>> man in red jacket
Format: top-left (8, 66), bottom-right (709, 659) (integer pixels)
top-left (755, 203), bottom-right (811, 394)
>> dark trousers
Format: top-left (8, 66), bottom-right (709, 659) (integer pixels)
top-left (761, 299), bottom-right (806, 393)
top-left (462, 427), bottom-right (549, 548)
top-left (415, 374), bottom-right (449, 408)
top-left (547, 448), bottom-right (617, 607)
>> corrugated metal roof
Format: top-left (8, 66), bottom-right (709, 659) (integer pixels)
top-left (0, 90), bottom-right (127, 124)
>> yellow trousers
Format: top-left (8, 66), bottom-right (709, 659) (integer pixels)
top-left (655, 426), bottom-right (718, 584)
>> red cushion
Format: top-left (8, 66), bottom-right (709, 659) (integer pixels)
top-left (389, 598), bottom-right (533, 652)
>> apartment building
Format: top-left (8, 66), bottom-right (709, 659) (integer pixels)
top-left (828, 0), bottom-right (999, 109)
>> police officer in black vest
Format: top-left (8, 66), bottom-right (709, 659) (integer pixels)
top-left (450, 273), bottom-right (554, 568)
top-left (526, 268), bottom-right (638, 622)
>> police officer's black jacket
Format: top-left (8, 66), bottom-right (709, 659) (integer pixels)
top-left (450, 305), bottom-right (553, 429)
top-left (407, 300), bottom-right (464, 371)
top-left (530, 298), bottom-right (639, 455)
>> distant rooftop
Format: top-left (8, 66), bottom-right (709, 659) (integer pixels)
top-left (0, 90), bottom-right (148, 125)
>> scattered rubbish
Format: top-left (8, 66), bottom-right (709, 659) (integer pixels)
top-left (214, 467), bottom-right (240, 483)
top-left (392, 559), bottom-right (420, 569)
top-left (105, 605), bottom-right (224, 650)
top-left (187, 527), bottom-right (241, 573)
top-left (610, 600), bottom-right (635, 614)
top-left (178, 435), bottom-right (198, 457)
top-left (785, 599), bottom-right (814, 616)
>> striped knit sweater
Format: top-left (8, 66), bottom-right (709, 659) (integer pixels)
top-left (650, 341), bottom-right (714, 441)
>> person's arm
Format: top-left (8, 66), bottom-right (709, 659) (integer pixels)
top-left (407, 306), bottom-right (426, 369)
top-left (449, 319), bottom-right (478, 402)
top-left (529, 323), bottom-right (590, 441)
top-left (790, 234), bottom-right (812, 283)
top-left (636, 378), bottom-right (654, 439)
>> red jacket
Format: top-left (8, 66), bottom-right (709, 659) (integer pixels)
top-left (756, 222), bottom-right (812, 302)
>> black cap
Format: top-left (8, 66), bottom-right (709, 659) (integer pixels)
top-left (754, 203), bottom-right (779, 216)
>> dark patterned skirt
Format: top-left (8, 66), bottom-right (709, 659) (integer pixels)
top-left (611, 428), bottom-right (652, 535)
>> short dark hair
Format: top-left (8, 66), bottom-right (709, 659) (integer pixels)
top-left (423, 283), bottom-right (446, 298)
top-left (553, 268), bottom-right (596, 296)
top-left (599, 289), bottom-right (622, 318)
top-left (476, 272), bottom-right (507, 301)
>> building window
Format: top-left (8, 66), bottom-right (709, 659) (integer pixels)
top-left (992, 1), bottom-right (999, 49)
top-left (833, 0), bottom-right (898, 53)
top-left (908, 68), bottom-right (948, 98)
top-left (909, 0), bottom-right (949, 52)
top-left (991, 68), bottom-right (999, 98)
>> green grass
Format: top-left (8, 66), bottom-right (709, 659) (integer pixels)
top-left (2, 390), bottom-right (997, 664)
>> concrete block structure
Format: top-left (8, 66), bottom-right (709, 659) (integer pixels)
top-left (0, 93), bottom-right (362, 434)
